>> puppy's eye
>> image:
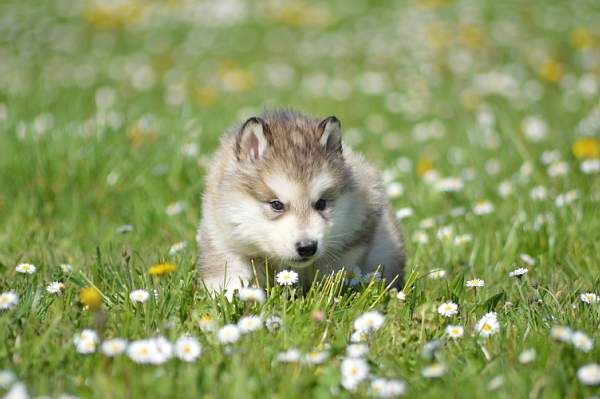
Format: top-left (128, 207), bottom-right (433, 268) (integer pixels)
top-left (314, 198), bottom-right (327, 211)
top-left (269, 200), bottom-right (285, 212)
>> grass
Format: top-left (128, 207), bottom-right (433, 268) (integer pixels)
top-left (0, 0), bottom-right (599, 397)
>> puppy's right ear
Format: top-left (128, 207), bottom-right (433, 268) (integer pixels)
top-left (236, 117), bottom-right (271, 162)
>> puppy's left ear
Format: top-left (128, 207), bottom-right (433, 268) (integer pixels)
top-left (318, 116), bottom-right (342, 155)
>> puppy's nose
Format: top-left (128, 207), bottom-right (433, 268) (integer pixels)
top-left (296, 240), bottom-right (318, 258)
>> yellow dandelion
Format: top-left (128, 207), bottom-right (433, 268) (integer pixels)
top-left (79, 286), bottom-right (102, 310)
top-left (416, 157), bottom-right (433, 176)
top-left (572, 137), bottom-right (599, 159)
top-left (571, 28), bottom-right (595, 50)
top-left (148, 262), bottom-right (176, 276)
top-left (539, 59), bottom-right (563, 83)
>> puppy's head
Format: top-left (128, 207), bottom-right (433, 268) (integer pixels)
top-left (222, 111), bottom-right (354, 267)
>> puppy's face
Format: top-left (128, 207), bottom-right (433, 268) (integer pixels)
top-left (221, 114), bottom-right (353, 267)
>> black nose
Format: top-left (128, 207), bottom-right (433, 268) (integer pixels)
top-left (296, 240), bottom-right (318, 258)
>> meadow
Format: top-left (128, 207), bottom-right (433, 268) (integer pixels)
top-left (0, 0), bottom-right (599, 397)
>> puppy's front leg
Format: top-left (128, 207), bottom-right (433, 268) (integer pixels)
top-left (201, 256), bottom-right (253, 301)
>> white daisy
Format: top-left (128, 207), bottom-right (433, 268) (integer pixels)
top-left (151, 336), bottom-right (173, 364)
top-left (519, 253), bottom-right (536, 266)
top-left (437, 302), bottom-right (458, 317)
top-left (0, 291), bottom-right (18, 310)
top-left (238, 287), bottom-right (266, 304)
top-left (303, 350), bottom-right (329, 365)
top-left (370, 378), bottom-right (406, 397)
top-left (413, 231), bottom-right (429, 244)
top-left (571, 331), bottom-right (593, 352)
top-left (428, 269), bottom-right (446, 279)
top-left (129, 289), bottom-right (150, 303)
top-left (265, 315), bottom-right (283, 332)
top-left (341, 357), bottom-right (369, 384)
top-left (473, 201), bottom-right (494, 215)
top-left (581, 159), bottom-right (600, 174)
top-left (476, 312), bottom-right (500, 337)
top-left (436, 177), bottom-right (464, 192)
top-left (436, 226), bottom-right (453, 241)
top-left (276, 270), bottom-right (298, 286)
top-left (577, 363), bottom-right (600, 386)
top-left (580, 292), bottom-right (598, 304)
top-left (497, 181), bottom-right (513, 197)
top-left (550, 325), bottom-right (572, 342)
top-left (168, 241), bottom-right (187, 255)
top-left (422, 363), bottom-right (446, 378)
top-left (0, 370), bottom-right (16, 388)
top-left (175, 336), bottom-right (202, 362)
top-left (127, 339), bottom-right (157, 364)
top-left (60, 263), bottom-right (73, 273)
top-left (465, 278), bottom-right (484, 288)
top-left (73, 329), bottom-right (99, 354)
top-left (277, 348), bottom-right (301, 363)
top-left (353, 311), bottom-right (385, 333)
top-left (346, 343), bottom-right (369, 358)
top-left (395, 207), bottom-right (413, 220)
top-left (518, 348), bottom-right (536, 364)
top-left (15, 263), bottom-right (36, 274)
top-left (198, 315), bottom-right (215, 332)
top-left (101, 338), bottom-right (127, 357)
top-left (46, 281), bottom-right (64, 294)
top-left (445, 325), bottom-right (464, 339)
top-left (509, 267), bottom-right (528, 278)
top-left (396, 291), bottom-right (406, 301)
top-left (166, 201), bottom-right (184, 216)
top-left (217, 324), bottom-right (241, 344)
top-left (350, 330), bottom-right (368, 343)
top-left (237, 316), bottom-right (262, 333)
top-left (453, 234), bottom-right (472, 246)
top-left (530, 186), bottom-right (547, 201)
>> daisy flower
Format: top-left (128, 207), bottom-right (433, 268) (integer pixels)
top-left (166, 201), bottom-right (184, 216)
top-left (346, 343), bottom-right (369, 358)
top-left (428, 269), bottom-right (446, 279)
top-left (395, 207), bottom-right (413, 220)
top-left (60, 263), bottom-right (73, 273)
top-left (476, 312), bottom-right (500, 337)
top-left (0, 291), bottom-right (18, 310)
top-left (436, 177), bottom-right (464, 192)
top-left (198, 315), bottom-right (215, 332)
top-left (580, 292), bottom-right (598, 304)
top-left (129, 289), bottom-right (150, 303)
top-left (509, 267), bottom-right (528, 278)
top-left (101, 338), bottom-right (128, 357)
top-left (151, 336), bottom-right (173, 364)
top-left (276, 270), bottom-right (298, 286)
top-left (453, 234), bottom-right (472, 245)
top-left (277, 348), bottom-right (301, 363)
top-left (175, 336), bottom-right (202, 362)
top-left (577, 363), bottom-right (600, 386)
top-left (436, 226), bottom-right (453, 241)
top-left (422, 363), bottom-right (446, 378)
top-left (550, 325), bottom-right (572, 342)
top-left (396, 291), bottom-right (406, 301)
top-left (0, 370), bottom-right (15, 388)
top-left (265, 315), bottom-right (283, 331)
top-left (341, 358), bottom-right (369, 389)
top-left (15, 263), bottom-right (36, 274)
top-left (465, 278), bottom-right (484, 288)
top-left (238, 287), bottom-right (266, 304)
top-left (168, 241), bottom-right (187, 255)
top-left (437, 302), bottom-right (458, 317)
top-left (413, 231), bottom-right (429, 244)
top-left (571, 331), bottom-right (593, 352)
top-left (581, 159), bottom-right (600, 174)
top-left (303, 350), bottom-right (329, 364)
top-left (237, 316), bottom-right (262, 333)
top-left (519, 253), bottom-right (536, 266)
top-left (518, 348), bottom-right (536, 364)
top-left (127, 339), bottom-right (157, 364)
top-left (473, 201), bottom-right (494, 215)
top-left (353, 311), bottom-right (385, 333)
top-left (46, 281), bottom-right (64, 294)
top-left (445, 325), bottom-right (464, 339)
top-left (73, 329), bottom-right (99, 354)
top-left (217, 324), bottom-right (241, 344)
top-left (350, 330), bottom-right (368, 343)
top-left (370, 378), bottom-right (406, 397)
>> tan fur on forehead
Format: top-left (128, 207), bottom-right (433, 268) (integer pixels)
top-left (233, 109), bottom-right (349, 196)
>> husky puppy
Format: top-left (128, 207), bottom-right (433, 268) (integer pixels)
top-left (198, 109), bottom-right (404, 295)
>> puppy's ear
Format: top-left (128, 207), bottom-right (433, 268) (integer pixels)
top-left (318, 116), bottom-right (342, 155)
top-left (236, 117), bottom-right (271, 162)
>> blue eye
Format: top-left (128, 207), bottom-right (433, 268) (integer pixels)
top-left (270, 200), bottom-right (285, 212)
top-left (314, 198), bottom-right (327, 211)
